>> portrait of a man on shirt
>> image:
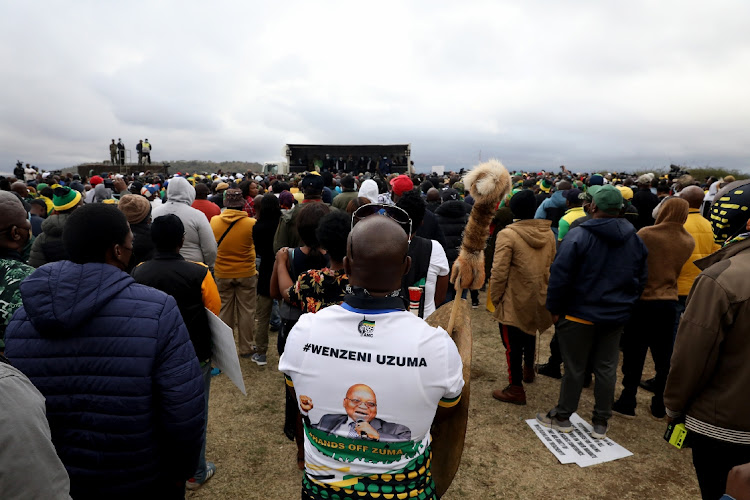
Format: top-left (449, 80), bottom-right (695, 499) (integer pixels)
top-left (301, 384), bottom-right (411, 442)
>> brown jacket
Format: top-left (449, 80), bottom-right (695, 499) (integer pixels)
top-left (636, 198), bottom-right (695, 301)
top-left (664, 236), bottom-right (750, 442)
top-left (490, 219), bottom-right (556, 335)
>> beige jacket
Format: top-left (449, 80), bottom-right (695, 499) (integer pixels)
top-left (490, 219), bottom-right (556, 335)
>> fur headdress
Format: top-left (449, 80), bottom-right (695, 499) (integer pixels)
top-left (451, 160), bottom-right (511, 290)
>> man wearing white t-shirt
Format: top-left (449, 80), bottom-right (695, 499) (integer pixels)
top-left (279, 216), bottom-right (463, 500)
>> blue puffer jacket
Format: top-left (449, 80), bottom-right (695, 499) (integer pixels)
top-left (5, 262), bottom-right (205, 499)
top-left (546, 218), bottom-right (649, 324)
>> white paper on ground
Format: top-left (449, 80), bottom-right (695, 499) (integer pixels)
top-left (525, 412), bottom-right (632, 467)
top-left (206, 308), bottom-right (247, 395)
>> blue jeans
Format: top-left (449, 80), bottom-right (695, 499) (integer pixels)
top-left (271, 299), bottom-right (281, 329)
top-left (445, 288), bottom-right (479, 302)
top-left (193, 361), bottom-right (212, 480)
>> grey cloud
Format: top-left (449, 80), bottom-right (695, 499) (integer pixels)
top-left (2, 0), bottom-right (750, 173)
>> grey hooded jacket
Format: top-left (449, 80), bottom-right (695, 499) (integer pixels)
top-left (152, 177), bottom-right (217, 267)
top-left (0, 358), bottom-right (72, 499)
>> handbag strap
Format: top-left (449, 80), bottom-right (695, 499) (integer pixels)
top-left (217, 218), bottom-right (241, 248)
top-left (287, 247), bottom-right (295, 277)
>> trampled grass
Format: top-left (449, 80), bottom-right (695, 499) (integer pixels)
top-left (189, 292), bottom-right (700, 499)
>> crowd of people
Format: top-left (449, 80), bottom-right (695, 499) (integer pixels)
top-left (0, 161), bottom-right (749, 499)
top-left (292, 153), bottom-right (412, 176)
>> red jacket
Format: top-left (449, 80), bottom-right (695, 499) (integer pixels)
top-left (191, 199), bottom-right (221, 222)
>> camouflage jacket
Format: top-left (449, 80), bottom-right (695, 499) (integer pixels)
top-left (0, 254), bottom-right (35, 350)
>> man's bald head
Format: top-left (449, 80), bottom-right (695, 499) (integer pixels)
top-left (0, 192), bottom-right (27, 227)
top-left (680, 185), bottom-right (705, 209)
top-left (11, 182), bottom-right (28, 199)
top-left (557, 180), bottom-right (572, 191)
top-left (426, 188), bottom-right (441, 203)
top-left (345, 216), bottom-right (410, 295)
top-left (0, 192), bottom-right (31, 251)
top-left (346, 384), bottom-right (375, 401)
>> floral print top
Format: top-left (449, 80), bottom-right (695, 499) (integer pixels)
top-left (287, 268), bottom-right (349, 314)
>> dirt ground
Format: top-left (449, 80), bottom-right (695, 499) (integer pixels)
top-left (188, 292), bottom-right (701, 499)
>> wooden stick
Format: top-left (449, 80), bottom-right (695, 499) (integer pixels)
top-left (446, 275), bottom-right (462, 335)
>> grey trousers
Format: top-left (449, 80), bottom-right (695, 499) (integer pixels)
top-left (554, 318), bottom-right (623, 423)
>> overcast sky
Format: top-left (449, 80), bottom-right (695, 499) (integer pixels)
top-left (2, 1), bottom-right (749, 173)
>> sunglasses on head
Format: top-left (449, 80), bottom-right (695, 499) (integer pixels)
top-left (351, 203), bottom-right (412, 242)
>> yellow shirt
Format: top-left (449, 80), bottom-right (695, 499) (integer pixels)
top-left (210, 209), bottom-right (257, 279)
top-left (677, 210), bottom-right (720, 296)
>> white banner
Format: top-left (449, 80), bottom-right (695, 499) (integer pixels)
top-left (206, 308), bottom-right (247, 395)
top-left (526, 413), bottom-right (632, 467)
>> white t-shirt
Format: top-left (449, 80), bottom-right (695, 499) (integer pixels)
top-left (424, 240), bottom-right (450, 317)
top-left (279, 302), bottom-right (463, 497)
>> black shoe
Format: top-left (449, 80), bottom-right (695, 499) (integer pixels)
top-left (649, 404), bottom-right (666, 421)
top-left (536, 363), bottom-right (562, 379)
top-left (612, 399), bottom-right (636, 419)
top-left (471, 299), bottom-right (479, 309)
top-left (639, 377), bottom-right (656, 393)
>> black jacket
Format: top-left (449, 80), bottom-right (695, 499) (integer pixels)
top-left (131, 252), bottom-right (214, 361)
top-left (28, 213), bottom-right (70, 268)
top-left (435, 200), bottom-right (470, 266)
top-left (209, 194), bottom-right (224, 209)
top-left (631, 188), bottom-right (659, 229)
top-left (415, 209), bottom-right (447, 249)
top-left (254, 214), bottom-right (281, 297)
top-left (131, 220), bottom-right (155, 266)
top-left (426, 201), bottom-right (441, 213)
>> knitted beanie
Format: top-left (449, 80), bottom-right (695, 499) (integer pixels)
top-left (509, 189), bottom-right (537, 220)
top-left (52, 186), bottom-right (82, 211)
top-left (538, 179), bottom-right (552, 193)
top-left (118, 194), bottom-right (152, 224)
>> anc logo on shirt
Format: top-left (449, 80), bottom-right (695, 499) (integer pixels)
top-left (358, 319), bottom-right (375, 337)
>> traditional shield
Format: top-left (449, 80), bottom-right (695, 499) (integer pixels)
top-left (425, 298), bottom-right (472, 499)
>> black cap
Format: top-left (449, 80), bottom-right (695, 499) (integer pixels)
top-left (300, 173), bottom-right (324, 191)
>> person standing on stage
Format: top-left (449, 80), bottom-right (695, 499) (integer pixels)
top-left (117, 138), bottom-right (125, 165)
top-left (109, 139), bottom-right (117, 165)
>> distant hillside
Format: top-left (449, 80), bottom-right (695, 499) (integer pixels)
top-left (59, 160), bottom-right (264, 175)
top-left (632, 166), bottom-right (748, 181)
